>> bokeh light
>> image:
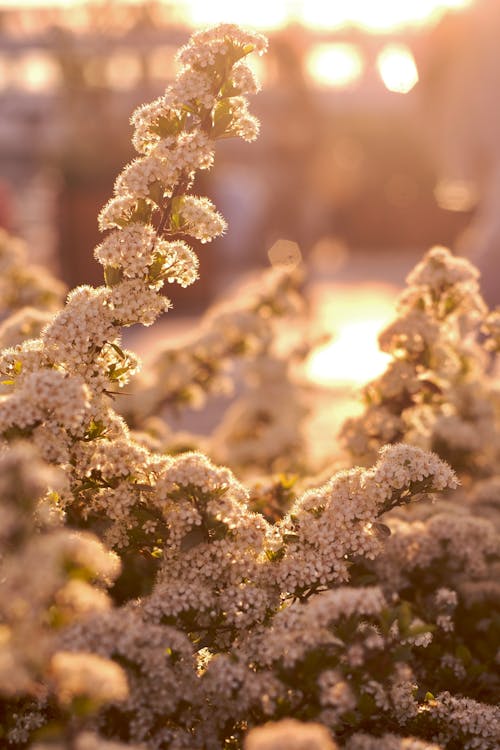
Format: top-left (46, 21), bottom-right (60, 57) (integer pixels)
top-left (306, 284), bottom-right (395, 387)
top-left (377, 44), bottom-right (419, 94)
top-left (305, 43), bottom-right (364, 89)
top-left (14, 50), bottom-right (61, 93)
top-left (0, 0), bottom-right (474, 33)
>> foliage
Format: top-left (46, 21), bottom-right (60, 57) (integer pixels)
top-left (0, 23), bottom-right (499, 750)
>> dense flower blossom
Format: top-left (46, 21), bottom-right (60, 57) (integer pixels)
top-left (340, 246), bottom-right (500, 472)
top-left (60, 607), bottom-right (197, 747)
top-left (1, 23), bottom-right (499, 750)
top-left (0, 229), bottom-right (65, 315)
top-left (121, 266), bottom-right (304, 432)
top-left (273, 444), bottom-right (457, 593)
top-left (49, 651), bottom-right (128, 706)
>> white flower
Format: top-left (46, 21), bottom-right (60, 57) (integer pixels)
top-left (177, 195), bottom-right (227, 242)
top-left (50, 651), bottom-right (128, 705)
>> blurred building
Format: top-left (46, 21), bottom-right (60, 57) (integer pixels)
top-left (0, 0), bottom-right (487, 308)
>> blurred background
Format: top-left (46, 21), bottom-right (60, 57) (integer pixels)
top-left (0, 0), bottom-right (499, 386)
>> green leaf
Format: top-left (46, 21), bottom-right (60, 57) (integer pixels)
top-left (164, 646), bottom-right (181, 664)
top-left (71, 695), bottom-right (101, 716)
top-left (170, 195), bottom-right (183, 214)
top-left (456, 644), bottom-right (472, 665)
top-left (393, 645), bottom-right (412, 662)
top-left (180, 526), bottom-right (207, 552)
top-left (341, 711), bottom-right (358, 727)
top-left (104, 265), bottom-right (123, 287)
top-left (358, 692), bottom-right (377, 716)
top-left (306, 505), bottom-right (325, 518)
top-left (84, 419), bottom-right (107, 441)
top-left (169, 195), bottom-right (185, 232)
top-left (130, 198), bottom-right (153, 224)
top-left (47, 605), bottom-right (67, 629)
top-left (153, 114), bottom-right (183, 137)
top-left (63, 562), bottom-right (93, 582)
top-left (108, 366), bottom-right (130, 381)
top-left (3, 425), bottom-right (33, 440)
top-left (148, 255), bottom-right (165, 282)
top-left (408, 622), bottom-right (434, 638)
top-left (148, 180), bottom-right (164, 205)
top-left (279, 473), bottom-right (297, 490)
top-left (32, 721), bottom-right (65, 742)
top-left (115, 217), bottom-right (131, 229)
top-left (211, 99), bottom-right (234, 138)
top-left (205, 515), bottom-right (229, 541)
top-left (265, 547), bottom-right (285, 563)
top-left (220, 80), bottom-right (241, 98)
top-left (373, 522), bottom-right (391, 538)
top-left (398, 601), bottom-right (412, 634)
top-left (110, 342), bottom-right (126, 359)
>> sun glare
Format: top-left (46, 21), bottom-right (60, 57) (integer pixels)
top-left (182, 0), bottom-right (290, 30)
top-left (14, 50), bottom-right (61, 92)
top-left (307, 320), bottom-right (391, 387)
top-left (176, 0), bottom-right (474, 34)
top-left (1, 0), bottom-right (473, 34)
top-left (294, 0), bottom-right (471, 33)
top-left (305, 43), bottom-right (364, 89)
top-left (306, 283), bottom-right (395, 388)
top-left (377, 44), bottom-right (419, 94)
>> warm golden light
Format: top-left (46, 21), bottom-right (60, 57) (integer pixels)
top-left (434, 179), bottom-right (479, 212)
top-left (182, 0), bottom-right (289, 30)
top-left (0, 56), bottom-right (10, 91)
top-left (268, 239), bottom-right (302, 269)
top-left (308, 320), bottom-right (391, 386)
top-left (0, 0), bottom-right (474, 35)
top-left (148, 45), bottom-right (178, 82)
top-left (106, 49), bottom-right (142, 91)
top-left (306, 283), bottom-right (395, 387)
top-left (305, 43), bottom-right (364, 89)
top-left (377, 44), bottom-right (419, 94)
top-left (299, 0), bottom-right (472, 32)
top-left (14, 50), bottom-right (61, 92)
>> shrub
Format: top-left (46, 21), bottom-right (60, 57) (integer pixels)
top-left (0, 23), bottom-right (498, 750)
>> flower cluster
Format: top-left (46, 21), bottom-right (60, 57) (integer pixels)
top-left (340, 246), bottom-right (499, 473)
top-left (0, 23), bottom-right (268, 548)
top-left (0, 443), bottom-right (124, 750)
top-left (1, 23), bottom-right (499, 750)
top-left (0, 229), bottom-right (66, 318)
top-left (272, 444), bottom-right (457, 595)
top-left (123, 266), bottom-right (303, 424)
top-left (123, 264), bottom-right (313, 476)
